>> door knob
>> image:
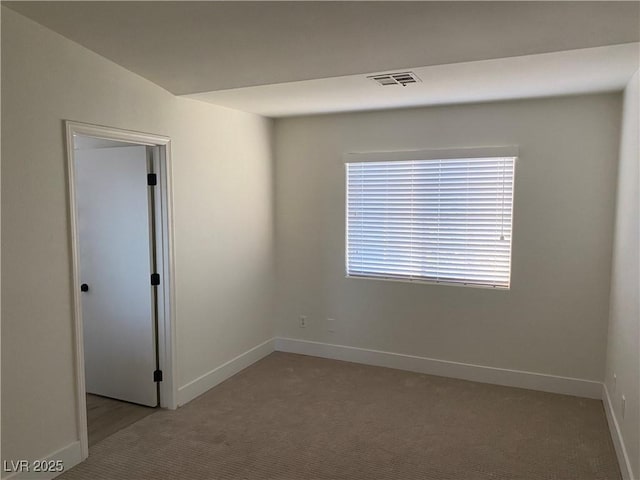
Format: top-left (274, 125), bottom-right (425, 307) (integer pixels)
top-left (80, 283), bottom-right (89, 292)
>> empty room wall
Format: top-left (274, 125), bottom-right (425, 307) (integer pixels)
top-left (1, 7), bottom-right (274, 470)
top-left (275, 93), bottom-right (621, 384)
top-left (605, 70), bottom-right (639, 479)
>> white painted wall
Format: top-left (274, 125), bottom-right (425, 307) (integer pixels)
top-left (1, 6), bottom-right (274, 471)
top-left (275, 93), bottom-right (621, 382)
top-left (605, 70), bottom-right (639, 479)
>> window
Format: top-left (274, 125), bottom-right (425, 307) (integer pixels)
top-left (346, 152), bottom-right (516, 289)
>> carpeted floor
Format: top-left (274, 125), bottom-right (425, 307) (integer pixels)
top-left (86, 394), bottom-right (156, 447)
top-left (60, 352), bottom-right (620, 479)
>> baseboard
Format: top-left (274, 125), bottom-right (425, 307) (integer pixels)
top-left (177, 338), bottom-right (275, 406)
top-left (1, 441), bottom-right (83, 480)
top-left (603, 384), bottom-right (635, 480)
top-left (275, 337), bottom-right (603, 399)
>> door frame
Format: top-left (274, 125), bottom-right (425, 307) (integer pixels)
top-left (64, 121), bottom-right (178, 460)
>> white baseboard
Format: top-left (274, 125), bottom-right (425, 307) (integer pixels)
top-left (1, 441), bottom-right (83, 480)
top-left (274, 337), bottom-right (603, 399)
top-left (177, 338), bottom-right (275, 406)
top-left (603, 384), bottom-right (635, 480)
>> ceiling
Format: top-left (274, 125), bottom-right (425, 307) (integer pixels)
top-left (6, 1), bottom-right (640, 117)
top-left (188, 43), bottom-right (640, 117)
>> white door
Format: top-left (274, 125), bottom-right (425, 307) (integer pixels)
top-left (75, 145), bottom-right (158, 407)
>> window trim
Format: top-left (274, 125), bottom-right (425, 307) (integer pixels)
top-left (343, 146), bottom-right (519, 164)
top-left (343, 146), bottom-right (519, 290)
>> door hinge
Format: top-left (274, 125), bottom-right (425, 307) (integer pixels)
top-left (153, 370), bottom-right (163, 382)
top-left (151, 273), bottom-right (160, 286)
top-left (147, 173), bottom-right (157, 186)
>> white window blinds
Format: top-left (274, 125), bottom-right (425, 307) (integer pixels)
top-left (346, 156), bottom-right (516, 288)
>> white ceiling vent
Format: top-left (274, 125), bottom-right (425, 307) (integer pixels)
top-left (368, 71), bottom-right (421, 86)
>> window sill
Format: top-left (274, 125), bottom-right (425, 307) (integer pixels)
top-left (345, 274), bottom-right (510, 291)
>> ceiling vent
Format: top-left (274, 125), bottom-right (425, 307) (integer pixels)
top-left (368, 71), bottom-right (421, 87)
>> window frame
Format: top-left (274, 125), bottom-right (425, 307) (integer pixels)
top-left (343, 146), bottom-right (519, 290)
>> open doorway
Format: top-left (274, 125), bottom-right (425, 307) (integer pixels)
top-left (65, 122), bottom-right (176, 459)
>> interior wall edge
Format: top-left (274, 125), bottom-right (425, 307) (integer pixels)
top-left (603, 384), bottom-right (635, 480)
top-left (274, 337), bottom-right (603, 399)
top-left (0, 441), bottom-right (82, 480)
top-left (177, 338), bottom-right (275, 407)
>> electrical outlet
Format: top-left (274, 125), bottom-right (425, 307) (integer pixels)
top-left (299, 315), bottom-right (307, 328)
top-left (613, 374), bottom-right (617, 393)
top-left (621, 395), bottom-right (626, 418)
top-left (327, 318), bottom-right (336, 333)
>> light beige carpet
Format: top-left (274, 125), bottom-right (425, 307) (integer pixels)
top-left (86, 394), bottom-right (156, 447)
top-left (60, 352), bottom-right (620, 479)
